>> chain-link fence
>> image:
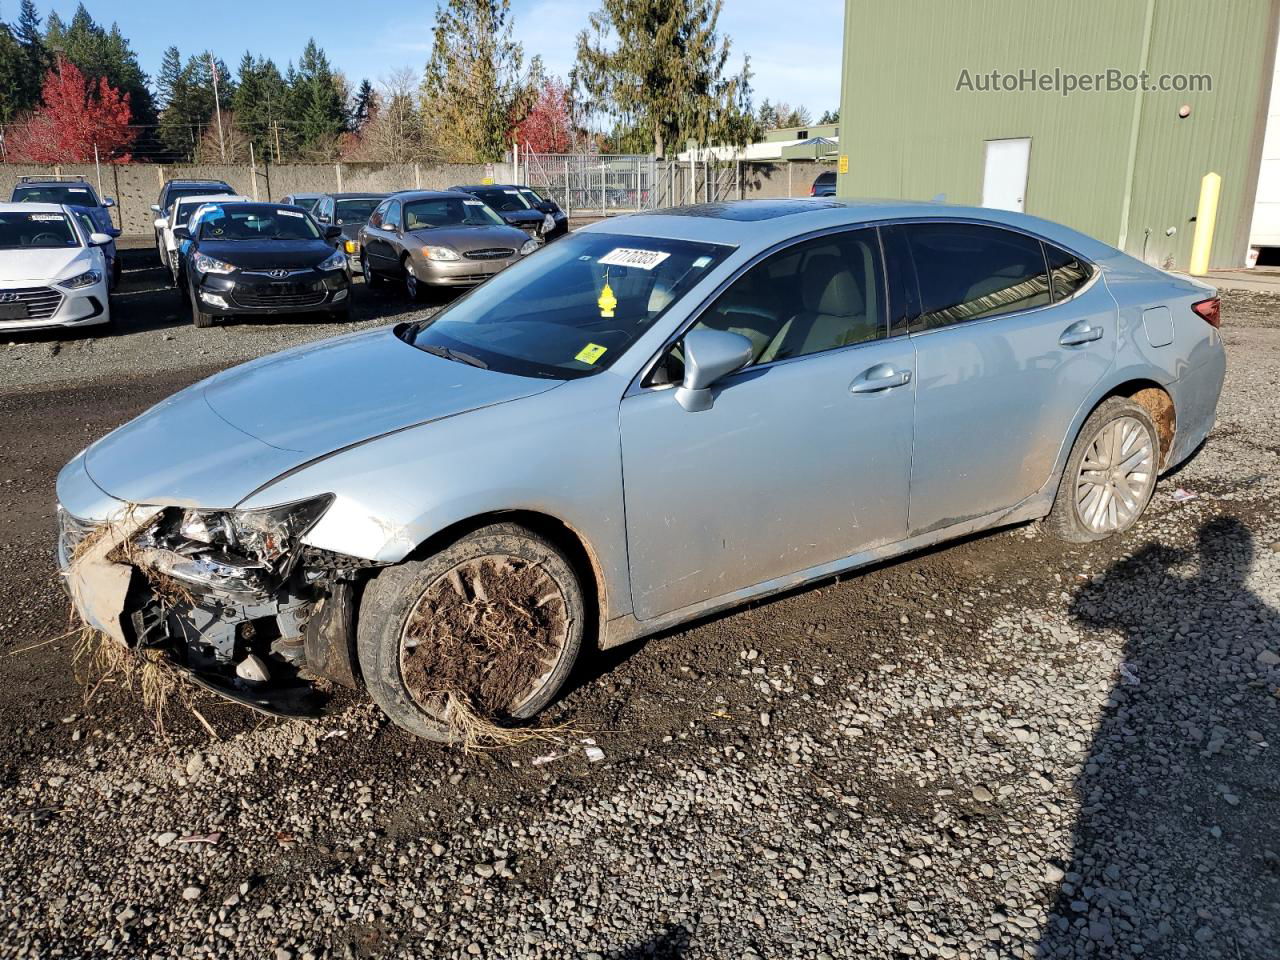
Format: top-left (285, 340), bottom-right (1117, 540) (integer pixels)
top-left (519, 153), bottom-right (657, 215)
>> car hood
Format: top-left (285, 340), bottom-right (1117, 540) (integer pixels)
top-left (196, 238), bottom-right (337, 271)
top-left (405, 224), bottom-right (528, 251)
top-left (0, 247), bottom-right (90, 283)
top-left (83, 326), bottom-right (562, 508)
top-left (499, 209), bottom-right (545, 227)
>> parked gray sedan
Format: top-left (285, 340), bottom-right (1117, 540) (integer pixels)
top-left (57, 199), bottom-right (1224, 741)
top-left (358, 190), bottom-right (537, 298)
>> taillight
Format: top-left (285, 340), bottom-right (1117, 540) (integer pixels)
top-left (809, 185), bottom-right (816, 196)
top-left (1191, 296), bottom-right (1221, 328)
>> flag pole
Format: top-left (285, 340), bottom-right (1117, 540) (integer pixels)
top-left (209, 52), bottom-right (226, 162)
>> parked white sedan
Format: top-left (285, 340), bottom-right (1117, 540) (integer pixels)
top-left (0, 202), bottom-right (113, 332)
top-left (156, 193), bottom-right (249, 283)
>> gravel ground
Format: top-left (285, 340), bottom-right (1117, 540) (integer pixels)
top-left (0, 253), bottom-right (1277, 960)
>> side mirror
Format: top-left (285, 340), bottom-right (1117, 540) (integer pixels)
top-left (103, 197), bottom-right (116, 208)
top-left (172, 226), bottom-right (191, 241)
top-left (88, 232), bottom-right (113, 246)
top-left (150, 204), bottom-right (162, 214)
top-left (324, 225), bottom-right (343, 241)
top-left (153, 217), bottom-right (167, 230)
top-left (107, 226), bottom-right (122, 238)
top-left (675, 329), bottom-right (754, 412)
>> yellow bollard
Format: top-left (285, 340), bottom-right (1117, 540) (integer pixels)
top-left (1188, 172), bottom-right (1221, 276)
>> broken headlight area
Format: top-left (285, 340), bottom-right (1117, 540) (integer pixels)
top-left (104, 494), bottom-right (378, 717)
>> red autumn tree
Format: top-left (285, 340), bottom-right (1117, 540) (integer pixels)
top-left (513, 77), bottom-right (573, 154)
top-left (6, 57), bottom-right (135, 163)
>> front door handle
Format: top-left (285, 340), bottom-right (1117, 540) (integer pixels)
top-left (1059, 321), bottom-right (1104, 346)
top-left (850, 363), bottom-right (912, 394)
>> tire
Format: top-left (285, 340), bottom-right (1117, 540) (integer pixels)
top-left (361, 251), bottom-right (385, 288)
top-left (190, 288), bottom-right (215, 329)
top-left (331, 302), bottom-right (352, 323)
top-left (357, 523), bottom-right (585, 742)
top-left (1046, 396), bottom-right (1160, 543)
top-left (403, 257), bottom-right (422, 301)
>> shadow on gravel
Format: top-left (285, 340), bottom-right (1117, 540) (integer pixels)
top-left (615, 924), bottom-right (691, 958)
top-left (1038, 517), bottom-right (1280, 958)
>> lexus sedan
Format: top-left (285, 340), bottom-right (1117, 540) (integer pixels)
top-left (359, 190), bottom-right (536, 297)
top-left (172, 201), bottom-right (350, 327)
top-left (57, 199), bottom-right (1224, 740)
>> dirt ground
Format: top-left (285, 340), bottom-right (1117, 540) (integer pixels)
top-left (0, 248), bottom-right (1277, 959)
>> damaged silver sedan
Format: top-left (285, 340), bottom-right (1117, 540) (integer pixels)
top-left (58, 199), bottom-right (1225, 741)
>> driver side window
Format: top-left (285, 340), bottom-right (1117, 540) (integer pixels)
top-left (384, 201), bottom-right (402, 231)
top-left (650, 228), bottom-right (887, 385)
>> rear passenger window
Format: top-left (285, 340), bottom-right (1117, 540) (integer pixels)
top-left (1044, 243), bottom-right (1093, 301)
top-left (904, 223), bottom-right (1051, 331)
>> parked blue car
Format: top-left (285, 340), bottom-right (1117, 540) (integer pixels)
top-left (57, 198), bottom-right (1224, 740)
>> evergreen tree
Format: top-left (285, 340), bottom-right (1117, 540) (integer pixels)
top-left (421, 0), bottom-right (536, 162)
top-left (352, 77), bottom-right (375, 129)
top-left (0, 16), bottom-right (24, 125)
top-left (818, 108), bottom-right (839, 124)
top-left (289, 39), bottom-right (345, 157)
top-left (14, 0), bottom-right (46, 112)
top-left (156, 52), bottom-right (233, 161)
top-left (155, 45), bottom-right (181, 110)
top-left (233, 53), bottom-right (289, 160)
top-left (573, 0), bottom-right (756, 156)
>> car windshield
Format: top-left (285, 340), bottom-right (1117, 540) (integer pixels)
top-left (335, 198), bottom-right (383, 225)
top-left (0, 211), bottom-right (80, 249)
top-left (472, 188), bottom-right (532, 212)
top-left (13, 184), bottom-right (98, 205)
top-left (519, 188), bottom-right (547, 206)
top-left (289, 195), bottom-right (321, 213)
top-left (166, 185), bottom-right (232, 211)
top-left (195, 204), bottom-right (321, 241)
top-left (403, 197), bottom-right (506, 229)
top-left (406, 232), bottom-right (732, 379)
top-left (175, 200), bottom-right (217, 227)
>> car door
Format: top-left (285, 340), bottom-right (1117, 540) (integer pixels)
top-left (886, 221), bottom-right (1115, 534)
top-left (366, 200), bottom-right (398, 272)
top-left (619, 228), bottom-right (916, 622)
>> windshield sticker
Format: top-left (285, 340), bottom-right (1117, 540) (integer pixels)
top-left (463, 199), bottom-right (484, 205)
top-left (597, 280), bottom-right (617, 318)
top-left (29, 213), bottom-right (64, 221)
top-left (692, 255), bottom-right (712, 268)
top-left (597, 248), bottom-right (671, 271)
top-left (277, 209), bottom-right (304, 218)
top-left (575, 343), bottom-right (608, 365)
top-left (503, 189), bottom-right (519, 194)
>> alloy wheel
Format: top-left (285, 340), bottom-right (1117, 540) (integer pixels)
top-left (1074, 415), bottom-right (1155, 533)
top-left (405, 265), bottom-right (418, 300)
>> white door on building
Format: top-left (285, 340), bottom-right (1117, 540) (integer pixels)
top-left (982, 138), bottom-right (1032, 212)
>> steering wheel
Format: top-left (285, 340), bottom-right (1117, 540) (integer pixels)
top-left (29, 232), bottom-right (63, 245)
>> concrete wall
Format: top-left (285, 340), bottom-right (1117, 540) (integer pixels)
top-left (741, 162), bottom-right (838, 199)
top-left (0, 162), bottom-right (506, 235)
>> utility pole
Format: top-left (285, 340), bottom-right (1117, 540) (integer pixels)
top-left (274, 120), bottom-right (283, 164)
top-left (209, 52), bottom-right (226, 162)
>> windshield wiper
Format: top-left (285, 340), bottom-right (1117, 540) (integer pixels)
top-left (420, 344), bottom-right (488, 369)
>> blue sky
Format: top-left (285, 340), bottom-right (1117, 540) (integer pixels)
top-left (22, 0), bottom-right (843, 119)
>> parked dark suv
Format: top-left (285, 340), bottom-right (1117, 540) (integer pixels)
top-left (449, 184), bottom-right (569, 241)
top-left (810, 171), bottom-right (837, 197)
top-left (311, 192), bottom-right (389, 269)
top-left (10, 176), bottom-right (122, 286)
top-left (152, 179), bottom-right (237, 262)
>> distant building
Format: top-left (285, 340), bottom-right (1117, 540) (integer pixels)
top-left (677, 122), bottom-right (840, 163)
top-left (838, 0), bottom-right (1279, 269)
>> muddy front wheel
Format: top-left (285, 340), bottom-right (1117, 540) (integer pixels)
top-left (356, 523), bottom-right (584, 742)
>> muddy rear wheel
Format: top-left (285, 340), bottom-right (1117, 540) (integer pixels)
top-left (356, 523), bottom-right (584, 742)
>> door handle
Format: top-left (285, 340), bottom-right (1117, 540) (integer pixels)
top-left (1059, 321), bottom-right (1104, 346)
top-left (850, 363), bottom-right (912, 394)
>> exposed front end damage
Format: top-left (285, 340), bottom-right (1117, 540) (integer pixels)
top-left (58, 497), bottom-right (378, 718)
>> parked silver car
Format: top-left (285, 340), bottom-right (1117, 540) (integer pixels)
top-left (358, 190), bottom-right (537, 298)
top-left (57, 199), bottom-right (1225, 740)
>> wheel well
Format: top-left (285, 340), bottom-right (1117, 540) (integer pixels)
top-left (403, 510), bottom-right (605, 647)
top-left (1103, 380), bottom-right (1175, 467)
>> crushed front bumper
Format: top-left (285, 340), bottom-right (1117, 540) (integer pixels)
top-left (55, 490), bottom-right (366, 718)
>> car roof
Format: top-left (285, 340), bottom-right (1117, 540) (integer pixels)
top-left (323, 192), bottom-right (390, 200)
top-left (452, 184), bottom-right (530, 192)
top-left (168, 179), bottom-right (231, 187)
top-left (176, 193), bottom-right (249, 205)
top-left (285, 192), bottom-right (323, 198)
top-left (579, 198), bottom-right (1121, 262)
top-left (389, 190), bottom-right (474, 201)
top-left (0, 201), bottom-right (68, 213)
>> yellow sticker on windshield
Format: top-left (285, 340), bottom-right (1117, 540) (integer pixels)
top-left (576, 343), bottom-right (607, 365)
top-left (597, 281), bottom-right (617, 318)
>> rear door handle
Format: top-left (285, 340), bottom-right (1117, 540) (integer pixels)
top-left (850, 363), bottom-right (912, 394)
top-left (1059, 321), bottom-right (1104, 346)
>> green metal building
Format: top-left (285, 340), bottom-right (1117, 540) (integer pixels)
top-left (837, 0), bottom-right (1279, 269)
